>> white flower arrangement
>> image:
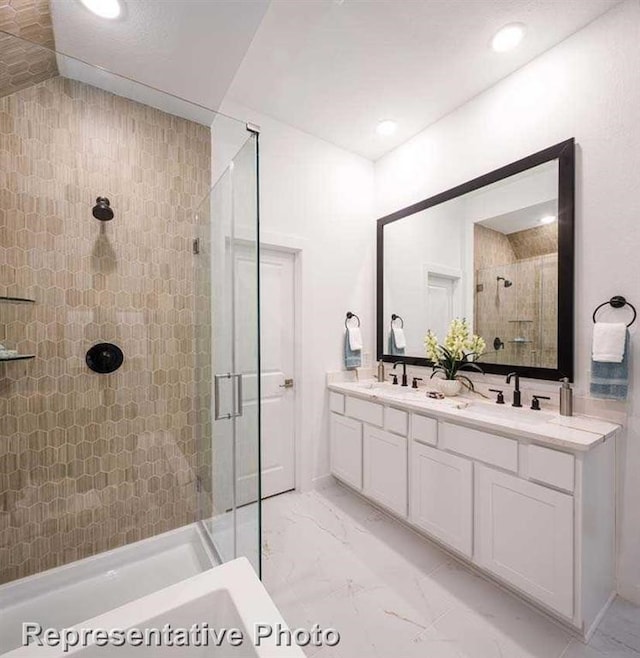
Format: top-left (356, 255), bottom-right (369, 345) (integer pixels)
top-left (424, 319), bottom-right (486, 389)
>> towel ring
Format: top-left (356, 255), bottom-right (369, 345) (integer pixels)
top-left (391, 314), bottom-right (404, 329)
top-left (592, 295), bottom-right (637, 327)
top-left (345, 311), bottom-right (360, 328)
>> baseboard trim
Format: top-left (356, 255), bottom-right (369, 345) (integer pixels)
top-left (583, 591), bottom-right (616, 642)
top-left (616, 582), bottom-right (640, 607)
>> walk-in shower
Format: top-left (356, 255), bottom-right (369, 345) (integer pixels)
top-left (0, 29), bottom-right (261, 655)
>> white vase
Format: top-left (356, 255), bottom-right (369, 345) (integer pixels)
top-left (437, 379), bottom-right (462, 397)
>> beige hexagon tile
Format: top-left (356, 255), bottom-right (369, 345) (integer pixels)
top-left (0, 74), bottom-right (212, 584)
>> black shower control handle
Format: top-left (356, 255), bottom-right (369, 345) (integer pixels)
top-left (489, 388), bottom-right (505, 404)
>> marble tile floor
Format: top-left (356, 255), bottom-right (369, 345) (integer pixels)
top-left (262, 482), bottom-right (640, 658)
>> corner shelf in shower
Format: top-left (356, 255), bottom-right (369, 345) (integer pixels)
top-left (0, 354), bottom-right (35, 362)
top-left (0, 295), bottom-right (36, 304)
top-left (508, 339), bottom-right (533, 344)
top-left (508, 319), bottom-right (533, 323)
top-left (1, 297), bottom-right (36, 363)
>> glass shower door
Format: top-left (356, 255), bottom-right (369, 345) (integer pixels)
top-left (196, 130), bottom-right (261, 576)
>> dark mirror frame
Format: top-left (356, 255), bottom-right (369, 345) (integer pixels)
top-left (376, 138), bottom-right (575, 381)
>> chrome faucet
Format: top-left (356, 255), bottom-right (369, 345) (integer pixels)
top-left (393, 360), bottom-right (408, 387)
top-left (506, 372), bottom-right (522, 407)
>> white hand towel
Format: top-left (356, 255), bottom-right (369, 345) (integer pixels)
top-left (592, 322), bottom-right (627, 363)
top-left (392, 326), bottom-right (406, 349)
top-left (348, 326), bottom-right (363, 351)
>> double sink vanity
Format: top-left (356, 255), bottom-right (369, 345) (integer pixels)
top-left (327, 378), bottom-right (619, 638)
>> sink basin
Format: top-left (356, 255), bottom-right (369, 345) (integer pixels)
top-left (467, 402), bottom-right (555, 425)
top-left (352, 381), bottom-right (389, 391)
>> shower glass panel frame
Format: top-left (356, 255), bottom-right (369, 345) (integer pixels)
top-left (196, 131), bottom-right (262, 576)
top-left (0, 28), bottom-right (262, 592)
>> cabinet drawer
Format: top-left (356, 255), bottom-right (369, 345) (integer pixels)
top-left (439, 422), bottom-right (518, 472)
top-left (524, 444), bottom-right (575, 492)
top-left (385, 407), bottom-right (408, 436)
top-left (345, 397), bottom-right (383, 426)
top-left (329, 392), bottom-right (345, 414)
top-left (411, 414), bottom-right (438, 446)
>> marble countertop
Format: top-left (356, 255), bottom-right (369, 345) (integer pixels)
top-left (327, 380), bottom-right (620, 452)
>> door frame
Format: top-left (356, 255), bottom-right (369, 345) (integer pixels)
top-left (234, 227), bottom-right (306, 495)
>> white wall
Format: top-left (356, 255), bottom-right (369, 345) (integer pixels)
top-left (216, 98), bottom-right (375, 491)
top-left (374, 0), bottom-right (640, 604)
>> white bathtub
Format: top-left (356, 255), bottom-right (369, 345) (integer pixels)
top-left (0, 524), bottom-right (218, 654)
top-left (5, 558), bottom-right (304, 657)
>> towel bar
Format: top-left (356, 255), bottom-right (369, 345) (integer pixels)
top-left (391, 314), bottom-right (404, 328)
top-left (345, 311), bottom-right (360, 328)
top-left (592, 295), bottom-right (637, 327)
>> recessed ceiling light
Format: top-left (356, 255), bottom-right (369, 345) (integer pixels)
top-left (80, 0), bottom-right (121, 19)
top-left (491, 23), bottom-right (525, 53)
top-left (376, 120), bottom-right (397, 137)
top-left (540, 215), bottom-right (556, 225)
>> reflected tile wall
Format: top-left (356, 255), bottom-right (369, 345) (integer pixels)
top-left (474, 224), bottom-right (558, 369)
top-left (0, 76), bottom-right (211, 584)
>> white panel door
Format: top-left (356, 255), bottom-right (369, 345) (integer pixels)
top-left (236, 246), bottom-right (296, 502)
top-left (410, 442), bottom-right (473, 556)
top-left (363, 426), bottom-right (407, 516)
top-left (427, 273), bottom-right (455, 339)
top-left (474, 463), bottom-right (574, 618)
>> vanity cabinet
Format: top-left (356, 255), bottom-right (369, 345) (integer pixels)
top-left (328, 384), bottom-right (618, 637)
top-left (410, 442), bottom-right (473, 557)
top-left (475, 463), bottom-right (574, 618)
top-left (363, 426), bottom-right (407, 516)
top-left (329, 413), bottom-right (362, 490)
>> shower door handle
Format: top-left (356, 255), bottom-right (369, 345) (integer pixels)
top-left (232, 373), bottom-right (243, 418)
top-left (214, 373), bottom-right (244, 420)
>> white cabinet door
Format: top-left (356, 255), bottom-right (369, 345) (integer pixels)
top-left (363, 426), bottom-right (407, 516)
top-left (409, 442), bottom-right (473, 557)
top-left (330, 413), bottom-right (363, 490)
top-left (475, 463), bottom-right (574, 618)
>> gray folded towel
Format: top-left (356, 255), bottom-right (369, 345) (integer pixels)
top-left (590, 330), bottom-right (629, 401)
top-left (344, 330), bottom-right (361, 370)
top-left (387, 331), bottom-right (405, 356)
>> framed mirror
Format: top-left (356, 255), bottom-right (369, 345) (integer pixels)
top-left (377, 139), bottom-right (575, 380)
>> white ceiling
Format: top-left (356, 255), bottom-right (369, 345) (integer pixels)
top-left (227, 0), bottom-right (619, 159)
top-left (479, 200), bottom-right (558, 234)
top-left (50, 0), bottom-right (269, 111)
top-left (50, 0), bottom-right (620, 160)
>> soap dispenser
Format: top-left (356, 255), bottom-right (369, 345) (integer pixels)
top-left (559, 377), bottom-right (573, 416)
top-left (377, 360), bottom-right (385, 383)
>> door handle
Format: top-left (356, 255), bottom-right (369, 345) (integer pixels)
top-left (279, 378), bottom-right (294, 389)
top-left (214, 373), bottom-right (244, 420)
top-left (232, 373), bottom-right (243, 417)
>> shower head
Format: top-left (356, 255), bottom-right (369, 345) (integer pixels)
top-left (497, 276), bottom-right (513, 288)
top-left (92, 197), bottom-right (114, 221)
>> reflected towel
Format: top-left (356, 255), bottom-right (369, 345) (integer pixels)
top-left (590, 331), bottom-right (629, 401)
top-left (592, 322), bottom-right (627, 363)
top-left (392, 326), bottom-right (406, 349)
top-left (388, 331), bottom-right (405, 356)
top-left (344, 330), bottom-right (361, 370)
